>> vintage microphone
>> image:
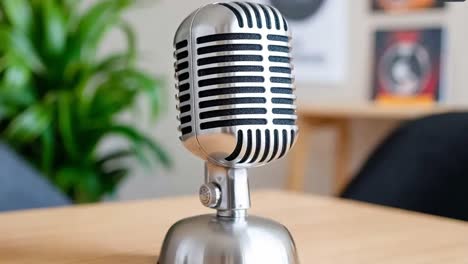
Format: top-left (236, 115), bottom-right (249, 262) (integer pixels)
top-left (159, 2), bottom-right (299, 263)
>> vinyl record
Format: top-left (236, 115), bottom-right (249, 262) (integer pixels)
top-left (372, 29), bottom-right (443, 105)
top-left (378, 42), bottom-right (431, 96)
top-left (270, 0), bottom-right (325, 21)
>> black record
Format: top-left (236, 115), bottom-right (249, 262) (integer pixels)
top-left (378, 42), bottom-right (430, 96)
top-left (269, 0), bottom-right (325, 21)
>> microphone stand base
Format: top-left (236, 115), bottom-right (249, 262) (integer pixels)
top-left (158, 214), bottom-right (299, 264)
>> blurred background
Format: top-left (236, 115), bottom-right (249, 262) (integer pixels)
top-left (1, 0), bottom-right (468, 220)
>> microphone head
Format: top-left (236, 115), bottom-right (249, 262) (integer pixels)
top-left (174, 2), bottom-right (297, 168)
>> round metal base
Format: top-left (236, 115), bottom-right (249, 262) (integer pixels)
top-left (158, 214), bottom-right (299, 264)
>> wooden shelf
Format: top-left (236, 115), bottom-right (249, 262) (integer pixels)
top-left (298, 103), bottom-right (466, 120)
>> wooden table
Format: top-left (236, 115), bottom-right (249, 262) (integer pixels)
top-left (287, 103), bottom-right (466, 195)
top-left (0, 190), bottom-right (467, 263)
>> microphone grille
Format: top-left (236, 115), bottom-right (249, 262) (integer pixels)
top-left (174, 2), bottom-right (298, 167)
top-left (174, 38), bottom-right (193, 137)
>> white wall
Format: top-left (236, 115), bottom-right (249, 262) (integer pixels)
top-left (100, 0), bottom-right (468, 200)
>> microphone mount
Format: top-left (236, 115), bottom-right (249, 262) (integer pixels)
top-left (200, 162), bottom-right (251, 218)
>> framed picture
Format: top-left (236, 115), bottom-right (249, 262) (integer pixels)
top-left (372, 0), bottom-right (445, 12)
top-left (372, 28), bottom-right (445, 105)
top-left (257, 0), bottom-right (349, 84)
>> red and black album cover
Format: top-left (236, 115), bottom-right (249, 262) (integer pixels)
top-left (372, 28), bottom-right (444, 105)
top-left (372, 0), bottom-right (445, 12)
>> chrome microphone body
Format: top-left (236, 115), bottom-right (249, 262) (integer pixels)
top-left (174, 2), bottom-right (297, 169)
top-left (159, 2), bottom-right (299, 263)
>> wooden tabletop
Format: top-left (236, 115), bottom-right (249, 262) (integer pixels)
top-left (298, 103), bottom-right (466, 120)
top-left (0, 190), bottom-right (467, 263)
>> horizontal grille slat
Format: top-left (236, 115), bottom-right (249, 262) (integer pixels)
top-left (199, 76), bottom-right (264, 87)
top-left (199, 86), bottom-right (265, 97)
top-left (272, 98), bottom-right (294, 104)
top-left (180, 105), bottom-right (191, 113)
top-left (198, 55), bottom-right (263, 66)
top-left (198, 44), bottom-right (262, 55)
top-left (200, 108), bottom-right (267, 119)
top-left (179, 83), bottom-right (190, 92)
top-left (197, 33), bottom-right (261, 44)
top-left (269, 56), bottom-right (290, 63)
top-left (273, 119), bottom-right (296, 125)
top-left (181, 126), bottom-right (192, 135)
top-left (176, 62), bottom-right (188, 71)
top-left (268, 45), bottom-right (290, 53)
top-left (180, 115), bottom-right (191, 124)
top-left (270, 67), bottom-right (291, 74)
top-left (272, 108), bottom-right (295, 115)
top-left (267, 34), bottom-right (289, 42)
top-left (175, 40), bottom-right (188, 49)
top-left (176, 51), bottom-right (188, 60)
top-left (179, 94), bottom-right (190, 103)
top-left (201, 119), bottom-right (267, 130)
top-left (198, 66), bottom-right (263, 76)
top-left (271, 77), bottom-right (292, 84)
top-left (178, 72), bottom-right (189, 82)
top-left (271, 87), bottom-right (293, 94)
top-left (200, 97), bottom-right (266, 108)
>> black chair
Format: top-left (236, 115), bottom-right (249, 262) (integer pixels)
top-left (341, 112), bottom-right (468, 221)
top-left (0, 143), bottom-right (70, 212)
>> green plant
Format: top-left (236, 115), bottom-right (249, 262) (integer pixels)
top-left (0, 0), bottom-right (170, 203)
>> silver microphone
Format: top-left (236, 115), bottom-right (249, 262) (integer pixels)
top-left (174, 1), bottom-right (297, 169)
top-left (159, 3), bottom-right (299, 264)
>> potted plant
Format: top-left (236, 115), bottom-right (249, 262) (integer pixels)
top-left (0, 0), bottom-right (170, 203)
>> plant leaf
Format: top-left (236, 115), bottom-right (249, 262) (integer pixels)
top-left (42, 0), bottom-right (67, 57)
top-left (57, 91), bottom-right (78, 159)
top-left (67, 0), bottom-right (133, 65)
top-left (0, 0), bottom-right (33, 34)
top-left (4, 104), bottom-right (52, 144)
top-left (94, 53), bottom-right (131, 73)
top-left (0, 64), bottom-right (35, 107)
top-left (76, 170), bottom-right (102, 203)
top-left (89, 78), bottom-right (137, 119)
top-left (108, 125), bottom-right (171, 168)
top-left (57, 0), bottom-right (79, 16)
top-left (56, 166), bottom-right (80, 190)
top-left (102, 167), bottom-right (128, 193)
top-left (95, 149), bottom-right (133, 167)
top-left (0, 104), bottom-right (16, 121)
top-left (41, 126), bottom-right (54, 175)
top-left (56, 167), bottom-right (102, 203)
top-left (102, 68), bottom-right (162, 118)
top-left (0, 26), bottom-right (44, 73)
top-left (117, 21), bottom-right (136, 63)
top-left (87, 67), bottom-right (162, 120)
top-left (92, 21), bottom-right (137, 73)
top-left (3, 63), bottom-right (31, 88)
top-left (124, 69), bottom-right (163, 119)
